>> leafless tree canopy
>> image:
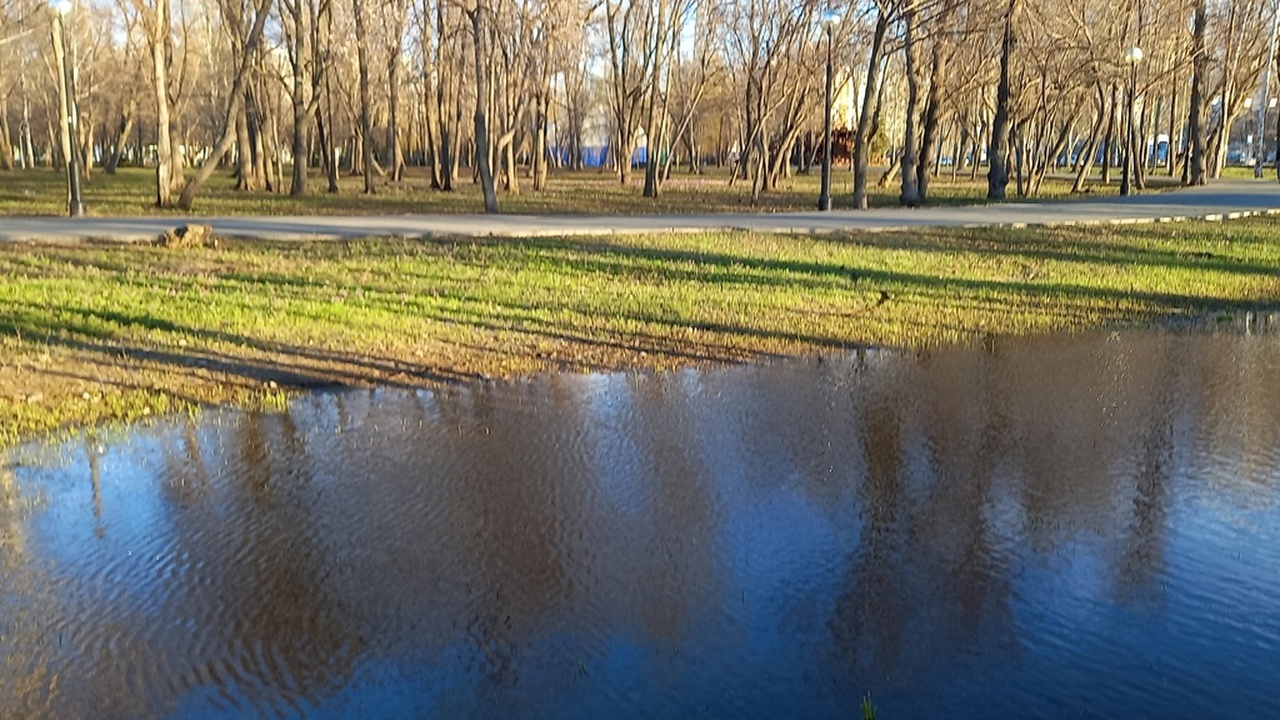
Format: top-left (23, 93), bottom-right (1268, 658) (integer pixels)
top-left (1, 0), bottom-right (1276, 209)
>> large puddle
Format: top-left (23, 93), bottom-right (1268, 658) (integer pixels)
top-left (2, 328), bottom-right (1279, 718)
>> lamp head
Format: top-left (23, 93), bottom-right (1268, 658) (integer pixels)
top-left (1124, 47), bottom-right (1144, 64)
top-left (821, 8), bottom-right (841, 27)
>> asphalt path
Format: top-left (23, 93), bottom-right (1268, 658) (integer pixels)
top-left (2, 180), bottom-right (1279, 243)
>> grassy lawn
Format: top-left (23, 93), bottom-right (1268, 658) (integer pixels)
top-left (0, 164), bottom-right (1180, 217)
top-left (2, 217), bottom-right (1277, 445)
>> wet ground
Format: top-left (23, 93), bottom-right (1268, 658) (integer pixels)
top-left (2, 327), bottom-right (1278, 718)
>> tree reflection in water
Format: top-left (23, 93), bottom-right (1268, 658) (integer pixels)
top-left (1, 328), bottom-right (1278, 719)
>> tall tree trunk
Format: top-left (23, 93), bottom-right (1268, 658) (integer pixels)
top-left (421, 0), bottom-right (442, 189)
top-left (987, 0), bottom-right (1017, 200)
top-left (387, 44), bottom-right (405, 182)
top-left (352, 0), bottom-right (375, 193)
top-left (852, 10), bottom-right (888, 210)
top-left (284, 0), bottom-right (316, 196)
top-left (150, 0), bottom-right (174, 206)
top-left (899, 6), bottom-right (925, 206)
top-left (1210, 2), bottom-right (1239, 180)
top-left (917, 43), bottom-right (946, 203)
top-left (642, 0), bottom-right (669, 198)
top-left (322, 0), bottom-right (340, 193)
top-left (1187, 0), bottom-right (1208, 186)
top-left (50, 14), bottom-right (72, 175)
top-left (469, 6), bottom-right (498, 213)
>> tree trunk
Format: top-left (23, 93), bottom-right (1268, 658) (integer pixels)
top-left (1033, 115), bottom-right (1075, 195)
top-left (105, 99), bottom-right (136, 174)
top-left (0, 102), bottom-right (13, 171)
top-left (852, 10), bottom-right (888, 210)
top-left (917, 43), bottom-right (946, 203)
top-left (1168, 72), bottom-right (1179, 176)
top-left (1135, 101), bottom-right (1148, 190)
top-left (20, 92), bottom-right (35, 169)
top-left (469, 6), bottom-right (498, 213)
top-left (987, 0), bottom-right (1017, 200)
top-left (1187, 0), bottom-right (1208, 186)
top-left (642, 0), bottom-right (669, 198)
top-left (315, 101), bottom-right (339, 192)
top-left (899, 6), bottom-right (925, 206)
top-left (169, 120), bottom-right (185, 187)
top-left (176, 0), bottom-right (275, 209)
top-left (983, 0), bottom-right (1013, 198)
top-left (436, 0), bottom-right (457, 191)
top-left (387, 44), bottom-right (405, 182)
top-left (51, 14), bottom-right (73, 175)
top-left (149, 0), bottom-right (175, 205)
top-left (235, 100), bottom-right (256, 189)
top-left (1073, 88), bottom-right (1107, 192)
top-left (1014, 126), bottom-right (1025, 197)
top-left (1101, 84), bottom-right (1118, 184)
top-left (421, 0), bottom-right (442, 189)
top-left (353, 0), bottom-right (375, 193)
top-left (533, 88), bottom-right (549, 190)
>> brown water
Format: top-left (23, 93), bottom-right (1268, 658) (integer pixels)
top-left (2, 328), bottom-right (1279, 719)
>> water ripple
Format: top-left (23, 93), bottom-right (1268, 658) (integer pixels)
top-left (3, 328), bottom-right (1280, 718)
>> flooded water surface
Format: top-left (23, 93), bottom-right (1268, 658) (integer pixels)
top-left (2, 329), bottom-right (1279, 719)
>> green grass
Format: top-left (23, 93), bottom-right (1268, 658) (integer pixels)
top-left (0, 164), bottom-right (1176, 217)
top-left (1, 217), bottom-right (1277, 445)
top-left (1221, 164), bottom-right (1280, 180)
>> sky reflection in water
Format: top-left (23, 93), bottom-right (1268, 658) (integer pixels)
top-left (2, 328), bottom-right (1279, 719)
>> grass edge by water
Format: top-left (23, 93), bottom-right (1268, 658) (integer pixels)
top-left (2, 218), bottom-right (1278, 449)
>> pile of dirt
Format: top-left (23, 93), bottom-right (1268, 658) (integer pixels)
top-left (159, 224), bottom-right (219, 249)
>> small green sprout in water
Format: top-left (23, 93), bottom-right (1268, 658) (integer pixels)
top-left (861, 693), bottom-right (877, 720)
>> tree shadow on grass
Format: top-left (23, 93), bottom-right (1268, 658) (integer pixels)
top-left (827, 226), bottom-right (1280, 280)
top-left (3, 228), bottom-right (1276, 418)
top-left (0, 301), bottom-right (480, 392)
top-left (493, 235), bottom-right (1279, 314)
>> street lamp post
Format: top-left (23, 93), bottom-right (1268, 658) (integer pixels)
top-left (1120, 46), bottom-right (1143, 197)
top-left (817, 9), bottom-right (840, 211)
top-left (52, 0), bottom-right (84, 217)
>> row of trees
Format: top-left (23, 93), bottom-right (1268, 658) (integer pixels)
top-left (0, 0), bottom-right (1277, 212)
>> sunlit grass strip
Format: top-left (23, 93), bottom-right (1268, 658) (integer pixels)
top-left (1, 217), bottom-right (1277, 445)
top-left (0, 166), bottom-right (1158, 217)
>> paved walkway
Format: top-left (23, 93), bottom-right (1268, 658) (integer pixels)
top-left (2, 180), bottom-right (1279, 243)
